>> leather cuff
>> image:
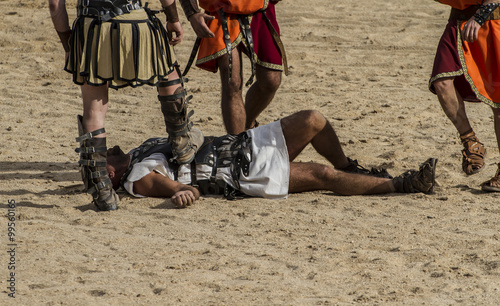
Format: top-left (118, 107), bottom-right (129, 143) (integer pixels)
top-left (474, 3), bottom-right (500, 26)
top-left (163, 2), bottom-right (180, 23)
top-left (179, 0), bottom-right (201, 20)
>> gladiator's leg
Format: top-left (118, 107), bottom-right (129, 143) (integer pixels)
top-left (434, 78), bottom-right (486, 174)
top-left (481, 107), bottom-right (500, 191)
top-left (158, 76), bottom-right (204, 164)
top-left (434, 78), bottom-right (473, 135)
top-left (76, 115), bottom-right (120, 211)
top-left (245, 66), bottom-right (281, 129)
top-left (218, 49), bottom-right (246, 134)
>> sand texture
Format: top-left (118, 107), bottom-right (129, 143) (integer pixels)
top-left (1, 0), bottom-right (500, 304)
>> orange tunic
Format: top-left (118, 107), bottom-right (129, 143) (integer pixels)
top-left (432, 1), bottom-right (500, 106)
top-left (196, 0), bottom-right (278, 73)
top-left (200, 0), bottom-right (266, 14)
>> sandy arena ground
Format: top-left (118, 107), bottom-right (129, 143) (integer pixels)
top-left (1, 0), bottom-right (500, 304)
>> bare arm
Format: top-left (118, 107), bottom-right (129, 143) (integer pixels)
top-left (48, 0), bottom-right (69, 31)
top-left (133, 171), bottom-right (200, 208)
top-left (48, 0), bottom-right (71, 52)
top-left (159, 0), bottom-right (184, 45)
top-left (462, 0), bottom-right (499, 42)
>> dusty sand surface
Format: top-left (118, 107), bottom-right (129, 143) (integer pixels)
top-left (1, 0), bottom-right (500, 304)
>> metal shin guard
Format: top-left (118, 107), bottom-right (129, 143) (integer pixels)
top-left (76, 115), bottom-right (120, 211)
top-left (158, 88), bottom-right (204, 164)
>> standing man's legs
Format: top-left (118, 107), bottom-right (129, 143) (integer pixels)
top-left (245, 65), bottom-right (282, 129)
top-left (434, 78), bottom-right (472, 134)
top-left (217, 49), bottom-right (246, 134)
top-left (77, 83), bottom-right (120, 210)
top-left (481, 107), bottom-right (500, 191)
top-left (434, 78), bottom-right (486, 174)
top-left (81, 83), bottom-right (108, 133)
top-left (493, 107), bottom-right (500, 155)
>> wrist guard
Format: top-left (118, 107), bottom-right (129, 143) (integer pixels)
top-left (163, 2), bottom-right (180, 23)
top-left (179, 0), bottom-right (201, 20)
top-left (57, 29), bottom-right (72, 52)
top-left (474, 3), bottom-right (500, 26)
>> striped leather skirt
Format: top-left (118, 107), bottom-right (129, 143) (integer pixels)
top-left (65, 9), bottom-right (176, 89)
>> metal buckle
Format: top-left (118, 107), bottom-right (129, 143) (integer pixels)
top-left (82, 7), bottom-right (89, 16)
top-left (91, 170), bottom-right (106, 179)
top-left (82, 0), bottom-right (89, 7)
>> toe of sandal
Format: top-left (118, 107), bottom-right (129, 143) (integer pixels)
top-left (481, 164), bottom-right (500, 192)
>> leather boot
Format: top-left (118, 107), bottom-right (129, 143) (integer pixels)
top-left (159, 86), bottom-right (204, 164)
top-left (76, 115), bottom-right (120, 210)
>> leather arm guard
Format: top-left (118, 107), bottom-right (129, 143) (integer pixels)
top-left (179, 0), bottom-right (201, 20)
top-left (56, 29), bottom-right (72, 52)
top-left (474, 3), bottom-right (500, 26)
top-left (163, 1), bottom-right (180, 23)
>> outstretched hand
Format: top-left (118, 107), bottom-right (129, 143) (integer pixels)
top-left (171, 190), bottom-right (197, 208)
top-left (167, 21), bottom-right (184, 46)
top-left (189, 12), bottom-right (215, 38)
top-left (461, 18), bottom-right (481, 43)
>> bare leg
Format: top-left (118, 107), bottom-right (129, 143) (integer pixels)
top-left (493, 107), bottom-right (500, 156)
top-left (217, 49), bottom-right (246, 134)
top-left (480, 107), bottom-right (500, 191)
top-left (435, 78), bottom-right (487, 174)
top-left (434, 78), bottom-right (473, 135)
top-left (81, 83), bottom-right (109, 135)
top-left (281, 110), bottom-right (350, 169)
top-left (157, 68), bottom-right (182, 96)
top-left (244, 65), bottom-right (282, 129)
top-left (288, 162), bottom-right (395, 195)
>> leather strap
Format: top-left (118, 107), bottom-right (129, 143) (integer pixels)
top-left (157, 77), bottom-right (189, 87)
top-left (474, 3), bottom-right (500, 26)
top-left (75, 128), bottom-right (106, 142)
top-left (75, 146), bottom-right (107, 154)
top-left (449, 5), bottom-right (500, 21)
top-left (182, 37), bottom-right (201, 77)
top-left (77, 0), bottom-right (142, 22)
top-left (238, 16), bottom-right (256, 86)
top-left (220, 9), bottom-right (233, 83)
top-left (158, 90), bottom-right (188, 102)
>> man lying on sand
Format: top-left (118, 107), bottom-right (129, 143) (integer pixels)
top-left (106, 110), bottom-right (438, 208)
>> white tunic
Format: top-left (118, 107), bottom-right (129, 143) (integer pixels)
top-left (124, 120), bottom-right (290, 199)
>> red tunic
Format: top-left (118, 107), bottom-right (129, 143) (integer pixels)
top-left (430, 0), bottom-right (500, 107)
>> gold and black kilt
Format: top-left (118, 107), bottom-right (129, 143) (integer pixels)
top-left (65, 9), bottom-right (176, 89)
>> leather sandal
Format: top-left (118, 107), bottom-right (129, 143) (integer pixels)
top-left (392, 158), bottom-right (437, 194)
top-left (460, 131), bottom-right (486, 175)
top-left (481, 163), bottom-right (500, 192)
